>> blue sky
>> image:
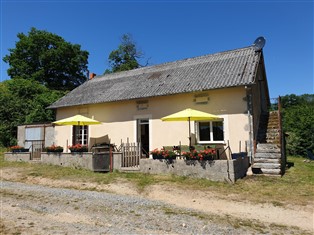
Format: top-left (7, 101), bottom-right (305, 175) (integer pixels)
top-left (1, 0), bottom-right (313, 98)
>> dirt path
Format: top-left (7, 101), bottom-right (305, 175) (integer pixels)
top-left (148, 185), bottom-right (314, 231)
top-left (1, 168), bottom-right (313, 234)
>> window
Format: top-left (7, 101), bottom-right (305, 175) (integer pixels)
top-left (197, 121), bottom-right (224, 143)
top-left (72, 125), bottom-right (88, 145)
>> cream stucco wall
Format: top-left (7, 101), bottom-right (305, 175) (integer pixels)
top-left (54, 86), bottom-right (250, 154)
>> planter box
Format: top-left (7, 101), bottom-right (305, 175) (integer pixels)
top-left (41, 152), bottom-right (93, 170)
top-left (41, 152), bottom-right (110, 172)
top-left (4, 152), bottom-right (31, 162)
top-left (140, 157), bottom-right (249, 183)
top-left (11, 149), bottom-right (29, 153)
top-left (4, 151), bottom-right (114, 172)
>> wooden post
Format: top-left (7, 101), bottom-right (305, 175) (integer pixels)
top-left (109, 140), bottom-right (113, 172)
top-left (227, 140), bottom-right (231, 160)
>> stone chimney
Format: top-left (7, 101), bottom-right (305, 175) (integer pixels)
top-left (89, 73), bottom-right (96, 80)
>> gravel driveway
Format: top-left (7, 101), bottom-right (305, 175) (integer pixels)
top-left (1, 180), bottom-right (248, 234)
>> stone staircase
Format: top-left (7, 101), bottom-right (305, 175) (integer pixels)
top-left (253, 111), bottom-right (283, 175)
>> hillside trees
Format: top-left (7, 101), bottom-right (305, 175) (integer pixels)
top-left (0, 79), bottom-right (65, 146)
top-left (1, 27), bottom-right (87, 146)
top-left (3, 27), bottom-right (89, 91)
top-left (281, 94), bottom-right (314, 156)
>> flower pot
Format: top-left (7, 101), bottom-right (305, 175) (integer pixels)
top-left (185, 156), bottom-right (199, 161)
top-left (70, 149), bottom-right (88, 153)
top-left (164, 155), bottom-right (176, 160)
top-left (152, 154), bottom-right (163, 159)
top-left (12, 149), bottom-right (28, 153)
top-left (47, 149), bottom-right (63, 153)
top-left (202, 155), bottom-right (213, 161)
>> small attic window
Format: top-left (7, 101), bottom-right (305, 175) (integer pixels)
top-left (193, 93), bottom-right (209, 105)
top-left (78, 108), bottom-right (89, 115)
top-left (136, 100), bottom-right (149, 110)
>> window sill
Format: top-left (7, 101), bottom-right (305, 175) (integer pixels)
top-left (197, 141), bottom-right (225, 145)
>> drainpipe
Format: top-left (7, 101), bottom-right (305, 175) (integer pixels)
top-left (246, 86), bottom-right (254, 175)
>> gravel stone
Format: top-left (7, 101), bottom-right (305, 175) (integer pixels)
top-left (1, 181), bottom-right (250, 234)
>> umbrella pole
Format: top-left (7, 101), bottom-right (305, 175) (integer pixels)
top-left (188, 117), bottom-right (191, 149)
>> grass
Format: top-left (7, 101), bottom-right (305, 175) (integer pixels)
top-left (1, 149), bottom-right (313, 206)
top-left (159, 205), bottom-right (308, 235)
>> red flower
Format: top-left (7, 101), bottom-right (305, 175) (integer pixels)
top-left (10, 145), bottom-right (24, 150)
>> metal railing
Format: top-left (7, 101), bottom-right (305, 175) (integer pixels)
top-left (25, 140), bottom-right (44, 160)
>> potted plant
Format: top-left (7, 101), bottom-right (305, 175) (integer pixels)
top-left (199, 149), bottom-right (215, 160)
top-left (183, 150), bottom-right (200, 160)
top-left (10, 145), bottom-right (28, 153)
top-left (150, 148), bottom-right (163, 159)
top-left (162, 150), bottom-right (177, 160)
top-left (68, 144), bottom-right (88, 153)
top-left (44, 145), bottom-right (64, 153)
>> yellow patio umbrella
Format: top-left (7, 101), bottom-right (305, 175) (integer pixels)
top-left (53, 114), bottom-right (101, 126)
top-left (161, 108), bottom-right (221, 147)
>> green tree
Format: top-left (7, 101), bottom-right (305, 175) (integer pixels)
top-left (0, 79), bottom-right (65, 147)
top-left (281, 94), bottom-right (314, 109)
top-left (104, 34), bottom-right (144, 74)
top-left (282, 94), bottom-right (314, 157)
top-left (3, 27), bottom-right (89, 91)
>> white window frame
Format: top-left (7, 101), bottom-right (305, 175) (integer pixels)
top-left (196, 120), bottom-right (225, 144)
top-left (133, 114), bottom-right (152, 153)
top-left (73, 125), bottom-right (89, 145)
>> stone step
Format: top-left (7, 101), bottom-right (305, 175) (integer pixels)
top-left (268, 123), bottom-right (279, 127)
top-left (268, 115), bottom-right (279, 119)
top-left (257, 143), bottom-right (279, 148)
top-left (269, 115), bottom-right (278, 119)
top-left (255, 152), bottom-right (281, 159)
top-left (259, 168), bottom-right (281, 175)
top-left (267, 129), bottom-right (280, 133)
top-left (266, 135), bottom-right (280, 139)
top-left (254, 158), bottom-right (281, 163)
top-left (253, 163), bottom-right (281, 169)
top-left (120, 167), bottom-right (140, 172)
top-left (268, 114), bottom-right (279, 120)
top-left (266, 137), bottom-right (280, 142)
top-left (269, 111), bottom-right (278, 116)
top-left (256, 144), bottom-right (280, 152)
top-left (266, 137), bottom-right (280, 141)
top-left (265, 140), bottom-right (280, 145)
top-left (266, 132), bottom-right (280, 137)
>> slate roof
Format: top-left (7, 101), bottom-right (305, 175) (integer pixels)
top-left (49, 46), bottom-right (262, 109)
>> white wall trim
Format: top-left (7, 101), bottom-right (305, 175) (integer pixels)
top-left (133, 114), bottom-right (152, 154)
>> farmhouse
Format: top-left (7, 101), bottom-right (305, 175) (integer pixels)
top-left (49, 41), bottom-right (268, 154)
top-left (47, 38), bottom-right (284, 175)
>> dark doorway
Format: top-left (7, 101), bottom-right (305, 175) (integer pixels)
top-left (137, 119), bottom-right (149, 157)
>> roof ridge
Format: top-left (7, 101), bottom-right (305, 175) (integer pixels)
top-left (94, 45), bottom-right (255, 81)
top-left (49, 44), bottom-right (261, 109)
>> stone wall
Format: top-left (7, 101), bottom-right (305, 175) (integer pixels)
top-left (140, 157), bottom-right (249, 183)
top-left (4, 152), bottom-right (249, 182)
top-left (41, 152), bottom-right (94, 170)
top-left (112, 152), bottom-right (122, 170)
top-left (5, 151), bottom-right (122, 172)
top-left (4, 152), bottom-right (31, 162)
